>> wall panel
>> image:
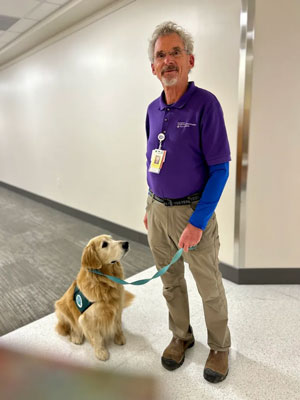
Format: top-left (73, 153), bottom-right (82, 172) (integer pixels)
top-left (246, 0), bottom-right (300, 267)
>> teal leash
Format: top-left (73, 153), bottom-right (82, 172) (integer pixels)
top-left (89, 248), bottom-right (184, 286)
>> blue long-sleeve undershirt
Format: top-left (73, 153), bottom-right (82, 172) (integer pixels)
top-left (189, 162), bottom-right (229, 230)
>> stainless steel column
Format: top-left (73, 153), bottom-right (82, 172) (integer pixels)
top-left (234, 0), bottom-right (255, 267)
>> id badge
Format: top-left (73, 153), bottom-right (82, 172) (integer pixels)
top-left (149, 149), bottom-right (167, 174)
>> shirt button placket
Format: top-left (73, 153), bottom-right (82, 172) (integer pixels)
top-left (162, 108), bottom-right (170, 136)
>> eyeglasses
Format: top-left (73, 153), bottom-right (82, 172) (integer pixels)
top-left (154, 47), bottom-right (187, 61)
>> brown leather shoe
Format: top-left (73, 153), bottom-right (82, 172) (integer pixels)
top-left (161, 328), bottom-right (195, 371)
top-left (204, 349), bottom-right (229, 383)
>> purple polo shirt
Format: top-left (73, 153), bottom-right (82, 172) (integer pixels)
top-left (146, 81), bottom-right (231, 199)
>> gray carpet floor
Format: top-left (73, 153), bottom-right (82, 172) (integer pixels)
top-left (0, 186), bottom-right (154, 336)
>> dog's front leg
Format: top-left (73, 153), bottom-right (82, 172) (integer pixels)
top-left (114, 310), bottom-right (126, 345)
top-left (94, 337), bottom-right (109, 361)
top-left (79, 313), bottom-right (109, 361)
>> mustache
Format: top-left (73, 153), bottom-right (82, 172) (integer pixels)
top-left (162, 66), bottom-right (179, 74)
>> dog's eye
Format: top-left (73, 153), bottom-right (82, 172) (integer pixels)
top-left (102, 241), bottom-right (108, 248)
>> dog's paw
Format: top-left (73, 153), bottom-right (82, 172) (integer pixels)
top-left (114, 333), bottom-right (126, 346)
top-left (70, 332), bottom-right (84, 345)
top-left (70, 336), bottom-right (84, 345)
top-left (95, 347), bottom-right (110, 361)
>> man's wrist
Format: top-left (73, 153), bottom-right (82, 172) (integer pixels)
top-left (187, 222), bottom-right (203, 232)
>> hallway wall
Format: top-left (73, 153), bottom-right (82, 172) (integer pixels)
top-left (0, 0), bottom-right (240, 265)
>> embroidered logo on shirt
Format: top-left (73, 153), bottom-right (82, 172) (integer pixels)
top-left (177, 122), bottom-right (197, 128)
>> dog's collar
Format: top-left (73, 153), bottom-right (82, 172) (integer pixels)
top-left (74, 286), bottom-right (94, 313)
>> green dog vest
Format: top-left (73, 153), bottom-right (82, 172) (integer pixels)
top-left (74, 286), bottom-right (94, 313)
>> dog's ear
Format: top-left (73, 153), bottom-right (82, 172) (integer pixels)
top-left (81, 242), bottom-right (102, 269)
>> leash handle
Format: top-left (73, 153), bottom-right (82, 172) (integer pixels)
top-left (89, 248), bottom-right (183, 286)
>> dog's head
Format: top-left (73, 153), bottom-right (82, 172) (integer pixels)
top-left (81, 234), bottom-right (129, 270)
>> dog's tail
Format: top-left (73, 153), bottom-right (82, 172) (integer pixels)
top-left (124, 290), bottom-right (135, 308)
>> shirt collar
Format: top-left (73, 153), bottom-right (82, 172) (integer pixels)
top-left (158, 81), bottom-right (196, 110)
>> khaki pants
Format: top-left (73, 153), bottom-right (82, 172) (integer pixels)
top-left (146, 195), bottom-right (231, 351)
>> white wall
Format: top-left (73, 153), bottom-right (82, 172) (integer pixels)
top-left (0, 0), bottom-right (240, 265)
top-left (245, 0), bottom-right (300, 268)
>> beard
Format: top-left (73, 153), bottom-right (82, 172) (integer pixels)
top-left (162, 76), bottom-right (178, 86)
top-left (161, 65), bottom-right (179, 87)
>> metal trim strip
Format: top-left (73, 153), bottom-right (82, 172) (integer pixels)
top-left (234, 0), bottom-right (255, 267)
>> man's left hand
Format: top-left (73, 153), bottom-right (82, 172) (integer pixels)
top-left (178, 223), bottom-right (203, 252)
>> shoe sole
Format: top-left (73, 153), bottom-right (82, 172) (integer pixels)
top-left (161, 340), bottom-right (195, 371)
top-left (203, 368), bottom-right (228, 383)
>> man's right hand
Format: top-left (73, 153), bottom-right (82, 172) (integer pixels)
top-left (143, 212), bottom-right (148, 230)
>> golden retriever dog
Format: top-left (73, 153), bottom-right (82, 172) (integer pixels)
top-left (55, 234), bottom-right (134, 361)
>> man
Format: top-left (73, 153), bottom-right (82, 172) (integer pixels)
top-left (144, 21), bottom-right (231, 383)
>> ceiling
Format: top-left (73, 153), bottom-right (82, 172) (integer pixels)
top-left (0, 0), bottom-right (126, 68)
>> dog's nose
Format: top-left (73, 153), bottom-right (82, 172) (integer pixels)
top-left (122, 241), bottom-right (129, 251)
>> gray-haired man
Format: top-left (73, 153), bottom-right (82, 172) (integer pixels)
top-left (144, 22), bottom-right (231, 383)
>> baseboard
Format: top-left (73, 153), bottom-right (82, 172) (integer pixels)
top-left (219, 262), bottom-right (300, 284)
top-left (1, 181), bottom-right (300, 284)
